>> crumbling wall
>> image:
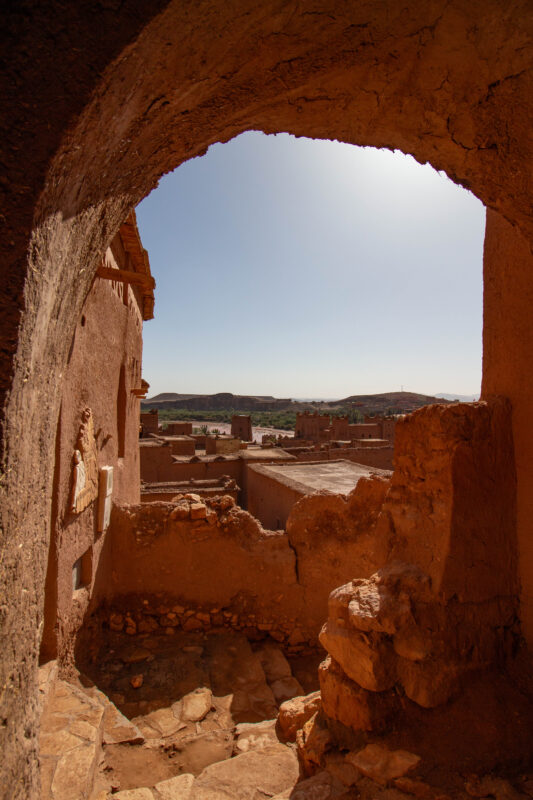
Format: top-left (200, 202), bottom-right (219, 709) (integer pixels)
top-left (318, 399), bottom-right (519, 740)
top-left (83, 476), bottom-right (390, 653)
top-left (287, 476), bottom-right (391, 635)
top-left (377, 399), bottom-right (517, 602)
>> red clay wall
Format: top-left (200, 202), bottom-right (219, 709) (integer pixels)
top-left (331, 417), bottom-right (349, 439)
top-left (165, 436), bottom-right (196, 456)
top-left (482, 210), bottom-right (533, 644)
top-left (140, 445), bottom-right (242, 484)
top-left (165, 421), bottom-right (193, 435)
top-left (88, 477), bottom-right (390, 648)
top-left (41, 244), bottom-right (145, 669)
top-left (318, 399), bottom-right (519, 722)
top-left (348, 423), bottom-right (382, 439)
top-left (231, 415), bottom-right (253, 441)
top-left (295, 413), bottom-right (331, 440)
top-left (205, 436), bottom-right (242, 454)
top-left (247, 467), bottom-right (304, 530)
top-left (294, 447), bottom-right (394, 471)
top-left (376, 399), bottom-right (517, 606)
top-left (140, 445), bottom-right (296, 509)
top-left (140, 410), bottom-right (159, 435)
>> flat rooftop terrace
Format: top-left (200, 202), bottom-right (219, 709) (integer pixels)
top-left (249, 459), bottom-right (390, 495)
top-left (171, 447), bottom-right (295, 463)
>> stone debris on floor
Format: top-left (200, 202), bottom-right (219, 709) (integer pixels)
top-left (39, 624), bottom-right (533, 800)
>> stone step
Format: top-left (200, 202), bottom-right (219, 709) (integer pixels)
top-left (39, 677), bottom-right (105, 800)
top-left (39, 663), bottom-right (145, 800)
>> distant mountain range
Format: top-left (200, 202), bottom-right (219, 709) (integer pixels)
top-left (142, 392), bottom-right (292, 412)
top-left (325, 391), bottom-right (454, 415)
top-left (142, 390), bottom-right (471, 416)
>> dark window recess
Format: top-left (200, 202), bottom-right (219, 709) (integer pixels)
top-left (72, 547), bottom-right (92, 592)
top-left (117, 363), bottom-right (127, 458)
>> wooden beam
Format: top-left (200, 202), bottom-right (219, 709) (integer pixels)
top-left (96, 266), bottom-right (155, 290)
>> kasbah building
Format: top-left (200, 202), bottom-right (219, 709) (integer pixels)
top-left (1, 3), bottom-right (532, 799)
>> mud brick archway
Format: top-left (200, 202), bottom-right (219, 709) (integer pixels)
top-left (1, 2), bottom-right (532, 797)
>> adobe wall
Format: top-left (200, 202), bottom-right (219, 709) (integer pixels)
top-left (331, 417), bottom-right (349, 439)
top-left (247, 467), bottom-right (304, 530)
top-left (294, 446), bottom-right (394, 471)
top-left (482, 210), bottom-right (533, 643)
top-left (295, 412), bottom-right (331, 440)
top-left (376, 400), bottom-right (517, 602)
top-left (140, 441), bottom-right (175, 481)
top-left (140, 444), bottom-right (241, 484)
top-left (318, 398), bottom-right (519, 722)
top-left (40, 253), bottom-right (145, 669)
top-left (141, 483), bottom-right (239, 503)
top-left (140, 410), bottom-right (159, 435)
top-left (381, 417), bottom-right (396, 444)
top-left (348, 423), bottom-right (382, 439)
top-left (205, 436), bottom-right (242, 454)
top-left (161, 435), bottom-right (196, 456)
top-left (231, 415), bottom-right (253, 441)
top-left (84, 477), bottom-right (390, 650)
top-left (165, 421), bottom-right (193, 435)
top-left (1, 3), bottom-right (532, 795)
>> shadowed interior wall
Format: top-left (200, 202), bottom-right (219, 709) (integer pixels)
top-left (482, 209), bottom-right (533, 643)
top-left (39, 241), bottom-right (145, 671)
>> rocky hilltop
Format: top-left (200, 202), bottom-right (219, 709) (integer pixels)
top-left (327, 391), bottom-right (454, 415)
top-left (142, 390), bottom-right (454, 416)
top-left (142, 392), bottom-right (292, 412)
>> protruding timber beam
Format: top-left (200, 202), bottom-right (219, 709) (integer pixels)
top-left (96, 265), bottom-right (156, 290)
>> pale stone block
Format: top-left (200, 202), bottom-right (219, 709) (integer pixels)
top-left (153, 773), bottom-right (195, 799)
top-left (190, 744), bottom-right (298, 799)
top-left (112, 789), bottom-right (154, 800)
top-left (180, 688), bottom-right (212, 722)
top-left (51, 743), bottom-right (97, 800)
top-left (278, 691), bottom-right (321, 742)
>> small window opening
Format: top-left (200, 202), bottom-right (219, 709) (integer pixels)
top-left (72, 547), bottom-right (92, 593)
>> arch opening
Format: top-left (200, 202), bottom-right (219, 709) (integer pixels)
top-left (1, 3), bottom-right (532, 797)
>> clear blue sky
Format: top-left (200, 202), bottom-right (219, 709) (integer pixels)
top-left (136, 132), bottom-right (485, 400)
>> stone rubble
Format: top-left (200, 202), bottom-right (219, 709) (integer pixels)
top-left (277, 690), bottom-right (321, 741)
top-left (39, 634), bottom-right (533, 800)
top-left (179, 688), bottom-right (213, 722)
top-left (345, 742), bottom-right (421, 787)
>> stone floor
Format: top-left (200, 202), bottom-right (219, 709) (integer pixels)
top-left (39, 629), bottom-right (533, 800)
top-left (40, 629), bottom-right (324, 798)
